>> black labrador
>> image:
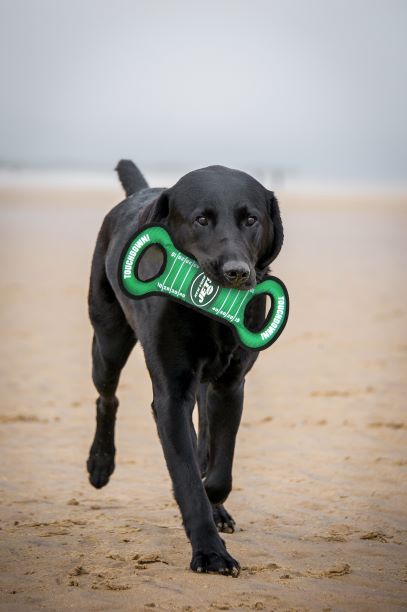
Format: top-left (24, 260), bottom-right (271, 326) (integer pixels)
top-left (87, 161), bottom-right (284, 575)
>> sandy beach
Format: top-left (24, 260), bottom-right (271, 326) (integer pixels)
top-left (0, 181), bottom-right (406, 611)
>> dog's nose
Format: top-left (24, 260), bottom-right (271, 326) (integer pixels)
top-left (223, 261), bottom-right (250, 285)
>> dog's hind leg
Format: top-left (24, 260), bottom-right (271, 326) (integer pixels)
top-left (87, 323), bottom-right (136, 488)
top-left (87, 247), bottom-right (136, 489)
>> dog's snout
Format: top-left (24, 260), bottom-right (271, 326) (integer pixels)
top-left (222, 261), bottom-right (250, 285)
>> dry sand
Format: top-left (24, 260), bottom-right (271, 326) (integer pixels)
top-left (0, 184), bottom-right (406, 611)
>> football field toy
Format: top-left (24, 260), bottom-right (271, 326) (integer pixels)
top-left (119, 225), bottom-right (289, 351)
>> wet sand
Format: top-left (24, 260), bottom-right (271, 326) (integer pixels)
top-left (0, 184), bottom-right (406, 611)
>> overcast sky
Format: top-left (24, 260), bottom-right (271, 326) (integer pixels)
top-left (0, 0), bottom-right (406, 180)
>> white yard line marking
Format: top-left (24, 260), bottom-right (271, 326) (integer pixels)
top-left (163, 255), bottom-right (179, 287)
top-left (178, 262), bottom-right (194, 294)
top-left (225, 291), bottom-right (240, 316)
top-left (218, 289), bottom-right (231, 313)
top-left (231, 293), bottom-right (250, 322)
top-left (170, 259), bottom-right (186, 290)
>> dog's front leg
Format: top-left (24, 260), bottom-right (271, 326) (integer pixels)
top-left (203, 378), bottom-right (244, 506)
top-left (150, 367), bottom-right (240, 576)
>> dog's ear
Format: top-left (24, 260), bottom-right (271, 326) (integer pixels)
top-left (257, 190), bottom-right (284, 271)
top-left (140, 189), bottom-right (171, 224)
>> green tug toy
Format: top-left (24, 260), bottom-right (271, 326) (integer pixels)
top-left (119, 225), bottom-right (289, 351)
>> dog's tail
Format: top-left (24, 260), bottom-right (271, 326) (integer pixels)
top-left (115, 159), bottom-right (148, 196)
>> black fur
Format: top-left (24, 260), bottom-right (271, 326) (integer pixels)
top-left (115, 159), bottom-right (148, 196)
top-left (87, 161), bottom-right (284, 576)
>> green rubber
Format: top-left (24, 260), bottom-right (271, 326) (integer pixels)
top-left (119, 225), bottom-right (289, 351)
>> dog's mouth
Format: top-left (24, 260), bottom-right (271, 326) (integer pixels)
top-left (199, 260), bottom-right (256, 291)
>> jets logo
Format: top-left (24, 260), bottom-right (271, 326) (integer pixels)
top-left (190, 273), bottom-right (219, 307)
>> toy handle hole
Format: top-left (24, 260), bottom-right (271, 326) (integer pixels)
top-left (244, 293), bottom-right (274, 332)
top-left (135, 244), bottom-right (166, 282)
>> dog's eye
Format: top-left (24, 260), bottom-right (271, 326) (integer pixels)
top-left (246, 216), bottom-right (257, 226)
top-left (196, 216), bottom-right (209, 226)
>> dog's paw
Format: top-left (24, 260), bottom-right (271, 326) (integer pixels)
top-left (86, 447), bottom-right (115, 489)
top-left (212, 504), bottom-right (236, 533)
top-left (190, 539), bottom-right (240, 576)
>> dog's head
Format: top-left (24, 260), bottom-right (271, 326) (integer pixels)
top-left (145, 165), bottom-right (283, 289)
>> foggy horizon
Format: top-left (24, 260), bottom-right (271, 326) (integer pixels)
top-left (1, 0), bottom-right (406, 182)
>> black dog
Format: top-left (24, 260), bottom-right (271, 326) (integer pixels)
top-left (87, 161), bottom-right (283, 575)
